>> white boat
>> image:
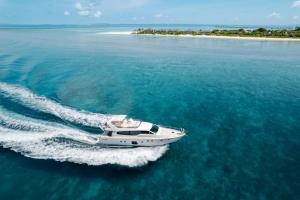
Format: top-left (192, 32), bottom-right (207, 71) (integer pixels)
top-left (92, 115), bottom-right (185, 147)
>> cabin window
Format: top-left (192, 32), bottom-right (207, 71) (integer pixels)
top-left (130, 131), bottom-right (140, 135)
top-left (107, 131), bottom-right (112, 136)
top-left (117, 131), bottom-right (139, 135)
top-left (141, 131), bottom-right (150, 134)
top-left (150, 125), bottom-right (159, 133)
top-left (117, 131), bottom-right (130, 135)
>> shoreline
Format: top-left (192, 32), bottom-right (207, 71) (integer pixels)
top-left (134, 33), bottom-right (300, 42)
top-left (98, 31), bottom-right (300, 42)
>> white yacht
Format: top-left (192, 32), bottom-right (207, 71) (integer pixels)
top-left (93, 115), bottom-right (185, 147)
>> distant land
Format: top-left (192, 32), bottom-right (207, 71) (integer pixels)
top-left (134, 27), bottom-right (300, 40)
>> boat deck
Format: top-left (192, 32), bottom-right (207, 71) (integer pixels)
top-left (111, 119), bottom-right (141, 128)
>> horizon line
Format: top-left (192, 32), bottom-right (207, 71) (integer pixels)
top-left (0, 23), bottom-right (299, 27)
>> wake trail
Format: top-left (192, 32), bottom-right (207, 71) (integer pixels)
top-left (0, 82), bottom-right (111, 128)
top-left (0, 83), bottom-right (168, 167)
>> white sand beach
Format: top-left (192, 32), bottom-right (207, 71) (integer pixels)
top-left (137, 33), bottom-right (300, 42)
top-left (98, 31), bottom-right (300, 42)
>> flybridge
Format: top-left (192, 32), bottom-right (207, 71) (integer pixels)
top-left (104, 115), bottom-right (142, 130)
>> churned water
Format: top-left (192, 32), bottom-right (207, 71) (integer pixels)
top-left (0, 25), bottom-right (299, 200)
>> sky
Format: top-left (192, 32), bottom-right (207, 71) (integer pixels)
top-left (0, 0), bottom-right (300, 25)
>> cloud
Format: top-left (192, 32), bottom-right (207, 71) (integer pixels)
top-left (268, 12), bottom-right (281, 19)
top-left (291, 1), bottom-right (300, 8)
top-left (233, 17), bottom-right (240, 22)
top-left (132, 16), bottom-right (145, 21)
top-left (75, 1), bottom-right (102, 17)
top-left (154, 13), bottom-right (163, 18)
top-left (75, 2), bottom-right (83, 10)
top-left (153, 13), bottom-right (169, 19)
top-left (293, 15), bottom-right (299, 20)
top-left (94, 10), bottom-right (102, 17)
top-left (64, 11), bottom-right (71, 16)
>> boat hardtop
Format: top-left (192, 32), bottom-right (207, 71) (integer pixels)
top-left (105, 115), bottom-right (154, 131)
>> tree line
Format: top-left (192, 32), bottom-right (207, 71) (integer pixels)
top-left (134, 27), bottom-right (300, 38)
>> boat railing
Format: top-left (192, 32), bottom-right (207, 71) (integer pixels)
top-left (159, 125), bottom-right (186, 134)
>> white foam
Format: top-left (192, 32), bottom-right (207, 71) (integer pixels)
top-left (0, 82), bottom-right (111, 128)
top-left (0, 106), bottom-right (60, 131)
top-left (0, 84), bottom-right (169, 167)
top-left (0, 126), bottom-right (168, 167)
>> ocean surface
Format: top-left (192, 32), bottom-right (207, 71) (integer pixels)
top-left (0, 25), bottom-right (299, 200)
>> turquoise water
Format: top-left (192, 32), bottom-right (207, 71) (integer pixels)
top-left (0, 25), bottom-right (300, 199)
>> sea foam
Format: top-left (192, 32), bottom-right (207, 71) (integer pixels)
top-left (0, 82), bottom-right (110, 128)
top-left (0, 83), bottom-right (168, 167)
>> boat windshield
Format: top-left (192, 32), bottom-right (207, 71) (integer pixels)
top-left (150, 125), bottom-right (159, 133)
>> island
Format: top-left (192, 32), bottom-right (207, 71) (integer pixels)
top-left (133, 27), bottom-right (300, 40)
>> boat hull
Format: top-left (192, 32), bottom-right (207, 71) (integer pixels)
top-left (96, 135), bottom-right (183, 147)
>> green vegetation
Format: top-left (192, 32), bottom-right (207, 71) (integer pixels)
top-left (134, 27), bottom-right (300, 39)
